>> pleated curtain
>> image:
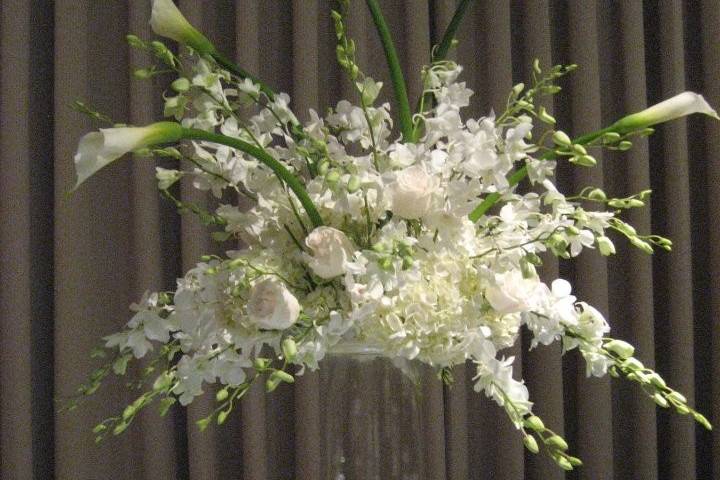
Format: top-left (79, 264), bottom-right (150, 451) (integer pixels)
top-left (1, 1), bottom-right (719, 479)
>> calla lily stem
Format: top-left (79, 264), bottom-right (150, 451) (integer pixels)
top-left (182, 128), bottom-right (324, 228)
top-left (365, 0), bottom-right (414, 142)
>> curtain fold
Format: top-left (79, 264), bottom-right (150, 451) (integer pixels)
top-left (1, 1), bottom-right (718, 479)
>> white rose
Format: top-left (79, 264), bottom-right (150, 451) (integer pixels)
top-left (74, 122), bottom-right (182, 188)
top-left (485, 271), bottom-right (538, 315)
top-left (150, 0), bottom-right (215, 55)
top-left (247, 278), bottom-right (300, 330)
top-left (388, 165), bottom-right (437, 219)
top-left (304, 227), bottom-right (355, 279)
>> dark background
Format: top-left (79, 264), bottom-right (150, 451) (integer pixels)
top-left (0, 0), bottom-right (719, 479)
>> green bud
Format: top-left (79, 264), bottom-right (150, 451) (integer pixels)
top-left (694, 413), bottom-right (713, 430)
top-left (653, 393), bottom-right (669, 408)
top-left (196, 417), bottom-right (211, 432)
top-left (402, 256), bottom-right (414, 270)
top-left (570, 154), bottom-right (597, 167)
top-left (629, 236), bottom-right (654, 254)
top-left (538, 106), bottom-right (556, 125)
top-left (609, 366), bottom-right (620, 378)
top-left (523, 435), bottom-right (539, 454)
top-left (667, 391), bottom-right (686, 404)
top-left (126, 34), bottom-right (146, 49)
top-left (271, 370), bottom-right (295, 384)
top-left (512, 83), bottom-right (525, 96)
top-left (566, 225), bottom-right (580, 236)
top-left (347, 175), bottom-right (361, 193)
top-left (572, 144), bottom-right (587, 155)
top-left (171, 78), bottom-right (191, 93)
top-left (647, 372), bottom-right (667, 389)
top-left (372, 242), bottom-right (388, 253)
top-left (253, 357), bottom-right (270, 370)
top-left (602, 132), bottom-right (621, 143)
top-left (216, 388), bottom-right (229, 402)
top-left (533, 58), bottom-right (542, 74)
top-left (588, 188), bottom-right (607, 201)
top-left (598, 235), bottom-right (617, 256)
top-left (626, 198), bottom-right (645, 207)
top-left (567, 456), bottom-right (583, 467)
top-left (282, 338), bottom-right (298, 361)
top-left (265, 377), bottom-right (281, 392)
top-left (217, 410), bottom-right (229, 425)
top-left (675, 404), bottom-right (690, 415)
top-left (93, 423), bottom-right (108, 434)
top-left (325, 169), bottom-right (341, 184)
top-left (546, 434), bottom-right (569, 451)
top-left (556, 456), bottom-right (574, 471)
top-left (317, 160), bottom-right (330, 175)
top-left (621, 357), bottom-right (644, 370)
top-left (524, 415), bottom-right (545, 431)
top-left (133, 68), bottom-right (153, 80)
top-left (113, 422), bottom-right (129, 435)
top-left (604, 339), bottom-right (634, 358)
top-left (618, 140), bottom-right (633, 151)
top-left (525, 252), bottom-right (543, 266)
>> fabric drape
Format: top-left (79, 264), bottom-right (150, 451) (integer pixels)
top-left (1, 1), bottom-right (718, 479)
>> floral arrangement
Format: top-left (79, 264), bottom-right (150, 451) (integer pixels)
top-left (68, 0), bottom-right (718, 470)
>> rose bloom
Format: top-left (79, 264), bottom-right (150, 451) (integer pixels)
top-left (247, 278), bottom-right (300, 330)
top-left (388, 165), bottom-right (437, 219)
top-left (304, 227), bottom-right (355, 279)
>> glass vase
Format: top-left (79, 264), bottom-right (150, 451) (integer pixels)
top-left (317, 343), bottom-right (438, 480)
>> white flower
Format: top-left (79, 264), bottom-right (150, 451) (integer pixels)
top-left (74, 122), bottom-right (182, 188)
top-left (304, 227), bottom-right (356, 279)
top-left (150, 0), bottom-right (215, 55)
top-left (247, 278), bottom-right (300, 330)
top-left (485, 270), bottom-right (540, 315)
top-left (388, 165), bottom-right (437, 219)
top-left (614, 91), bottom-right (719, 131)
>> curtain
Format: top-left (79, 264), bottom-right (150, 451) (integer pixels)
top-left (1, 0), bottom-right (718, 478)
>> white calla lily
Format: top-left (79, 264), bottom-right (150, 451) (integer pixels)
top-left (150, 0), bottom-right (215, 55)
top-left (74, 122), bottom-right (183, 188)
top-left (614, 91), bottom-right (719, 132)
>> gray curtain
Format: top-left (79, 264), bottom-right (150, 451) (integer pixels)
top-left (1, 0), bottom-right (718, 478)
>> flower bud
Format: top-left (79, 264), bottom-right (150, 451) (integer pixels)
top-left (524, 415), bottom-right (545, 431)
top-left (653, 393), bottom-right (669, 408)
top-left (597, 236), bottom-right (617, 256)
top-left (552, 131), bottom-right (572, 146)
top-left (171, 78), bottom-right (191, 93)
top-left (282, 338), bottom-right (298, 361)
top-left (546, 435), bottom-right (568, 451)
top-left (74, 122), bottom-right (183, 189)
top-left (588, 188), bottom-right (607, 201)
top-left (523, 435), bottom-right (539, 454)
top-left (150, 0), bottom-right (215, 55)
top-left (346, 175), bottom-right (361, 193)
top-left (604, 339), bottom-right (634, 358)
top-left (613, 92), bottom-right (719, 132)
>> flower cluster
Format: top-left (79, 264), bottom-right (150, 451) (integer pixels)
top-left (68, 0), bottom-right (717, 470)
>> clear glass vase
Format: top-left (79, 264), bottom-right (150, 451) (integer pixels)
top-left (317, 343), bottom-right (435, 480)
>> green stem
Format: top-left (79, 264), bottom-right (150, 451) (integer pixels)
top-left (433, 0), bottom-right (474, 62)
top-left (182, 128), bottom-right (324, 228)
top-left (467, 126), bottom-right (613, 222)
top-left (365, 0), bottom-right (414, 142)
top-left (210, 51), bottom-right (277, 100)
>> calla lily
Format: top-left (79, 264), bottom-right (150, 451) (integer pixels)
top-left (150, 0), bottom-right (215, 55)
top-left (613, 91), bottom-right (719, 132)
top-left (74, 122), bottom-right (183, 188)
